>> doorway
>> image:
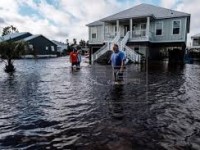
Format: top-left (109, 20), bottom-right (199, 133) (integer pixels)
top-left (124, 25), bottom-right (130, 36)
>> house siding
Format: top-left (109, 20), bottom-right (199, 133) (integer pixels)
top-left (89, 26), bottom-right (104, 44)
top-left (150, 17), bottom-right (187, 42)
top-left (27, 36), bottom-right (57, 55)
top-left (104, 24), bottom-right (115, 40)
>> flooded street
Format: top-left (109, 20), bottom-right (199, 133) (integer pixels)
top-left (0, 56), bottom-right (200, 150)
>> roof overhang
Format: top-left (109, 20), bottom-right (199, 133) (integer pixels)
top-left (100, 14), bottom-right (156, 22)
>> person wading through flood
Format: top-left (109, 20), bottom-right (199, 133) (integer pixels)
top-left (69, 48), bottom-right (78, 71)
top-left (77, 50), bottom-right (82, 69)
top-left (110, 44), bottom-right (126, 84)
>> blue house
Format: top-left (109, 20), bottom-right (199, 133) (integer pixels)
top-left (86, 3), bottom-right (191, 63)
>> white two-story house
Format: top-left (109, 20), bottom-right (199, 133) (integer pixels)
top-left (86, 3), bottom-right (190, 63)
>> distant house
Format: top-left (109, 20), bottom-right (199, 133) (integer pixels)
top-left (86, 3), bottom-right (191, 63)
top-left (52, 40), bottom-right (68, 54)
top-left (189, 33), bottom-right (200, 59)
top-left (191, 34), bottom-right (200, 50)
top-left (0, 32), bottom-right (57, 58)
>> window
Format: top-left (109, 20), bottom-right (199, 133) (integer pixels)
top-left (173, 20), bottom-right (180, 34)
top-left (91, 27), bottom-right (97, 39)
top-left (92, 33), bottom-right (96, 39)
top-left (155, 22), bottom-right (163, 35)
top-left (193, 39), bottom-right (200, 46)
top-left (51, 46), bottom-right (55, 51)
top-left (46, 46), bottom-right (49, 50)
top-left (29, 44), bottom-right (33, 50)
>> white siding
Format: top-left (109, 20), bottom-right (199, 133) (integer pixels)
top-left (89, 26), bottom-right (104, 44)
top-left (105, 24), bottom-right (116, 41)
top-left (150, 17), bottom-right (187, 42)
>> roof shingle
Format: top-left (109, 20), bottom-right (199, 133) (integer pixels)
top-left (101, 3), bottom-right (190, 21)
top-left (87, 3), bottom-right (190, 26)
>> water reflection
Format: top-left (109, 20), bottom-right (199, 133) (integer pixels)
top-left (108, 85), bottom-right (124, 120)
top-left (0, 57), bottom-right (200, 149)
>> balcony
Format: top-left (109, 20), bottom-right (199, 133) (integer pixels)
top-left (130, 30), bottom-right (152, 42)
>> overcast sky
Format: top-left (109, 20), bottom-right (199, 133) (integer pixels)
top-left (0, 0), bottom-right (199, 45)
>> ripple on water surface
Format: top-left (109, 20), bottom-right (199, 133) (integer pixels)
top-left (0, 58), bottom-right (200, 149)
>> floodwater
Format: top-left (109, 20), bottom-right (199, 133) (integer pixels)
top-left (0, 57), bottom-right (200, 150)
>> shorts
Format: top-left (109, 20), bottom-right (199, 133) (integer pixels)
top-left (113, 68), bottom-right (123, 82)
top-left (71, 62), bottom-right (78, 67)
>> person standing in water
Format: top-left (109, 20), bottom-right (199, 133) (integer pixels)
top-left (110, 44), bottom-right (126, 83)
top-left (69, 48), bottom-right (78, 71)
top-left (77, 50), bottom-right (82, 69)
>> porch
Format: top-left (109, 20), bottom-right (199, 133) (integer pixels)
top-left (103, 17), bottom-right (153, 42)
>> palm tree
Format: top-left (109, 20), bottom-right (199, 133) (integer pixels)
top-left (0, 40), bottom-right (27, 72)
top-left (0, 25), bottom-right (29, 73)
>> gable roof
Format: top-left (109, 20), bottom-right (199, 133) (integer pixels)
top-left (23, 35), bottom-right (41, 41)
top-left (0, 32), bottom-right (32, 42)
top-left (191, 33), bottom-right (200, 39)
top-left (101, 3), bottom-right (190, 21)
top-left (23, 34), bottom-right (57, 46)
top-left (86, 20), bottom-right (104, 26)
top-left (87, 3), bottom-right (190, 26)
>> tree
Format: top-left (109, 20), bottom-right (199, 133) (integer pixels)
top-left (79, 39), bottom-right (86, 48)
top-left (2, 25), bottom-right (19, 36)
top-left (86, 40), bottom-right (89, 47)
top-left (0, 25), bottom-right (28, 73)
top-left (73, 38), bottom-right (77, 45)
top-left (66, 39), bottom-right (69, 45)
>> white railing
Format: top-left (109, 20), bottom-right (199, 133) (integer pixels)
top-left (132, 30), bottom-right (146, 37)
top-left (110, 32), bottom-right (120, 50)
top-left (124, 46), bottom-right (141, 63)
top-left (120, 31), bottom-right (130, 50)
top-left (91, 32), bottom-right (121, 63)
top-left (130, 30), bottom-right (152, 41)
top-left (112, 32), bottom-right (120, 43)
top-left (92, 43), bottom-right (108, 62)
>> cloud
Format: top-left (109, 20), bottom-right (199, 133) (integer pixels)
top-left (1, 0), bottom-right (199, 46)
top-left (0, 18), bottom-right (5, 23)
top-left (160, 0), bottom-right (178, 9)
top-left (0, 0), bottom-right (150, 43)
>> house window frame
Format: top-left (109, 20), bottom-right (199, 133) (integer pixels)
top-left (46, 46), bottom-right (49, 51)
top-left (51, 46), bottom-right (55, 51)
top-left (91, 27), bottom-right (97, 39)
top-left (155, 21), bottom-right (163, 36)
top-left (29, 44), bottom-right (33, 50)
top-left (172, 20), bottom-right (181, 35)
top-left (193, 38), bottom-right (200, 46)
